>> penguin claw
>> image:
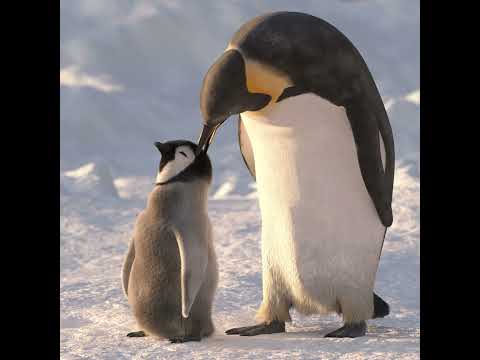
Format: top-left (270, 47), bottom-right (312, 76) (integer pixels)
top-left (225, 325), bottom-right (257, 335)
top-left (226, 321), bottom-right (285, 336)
top-left (126, 330), bottom-right (146, 337)
top-left (169, 335), bottom-right (201, 343)
top-left (324, 321), bottom-right (366, 338)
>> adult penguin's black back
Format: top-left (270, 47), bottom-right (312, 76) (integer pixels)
top-left (230, 11), bottom-right (394, 227)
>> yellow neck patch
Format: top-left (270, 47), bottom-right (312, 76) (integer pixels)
top-left (226, 45), bottom-right (292, 109)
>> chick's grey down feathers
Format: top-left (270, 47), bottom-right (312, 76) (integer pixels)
top-left (122, 141), bottom-right (217, 342)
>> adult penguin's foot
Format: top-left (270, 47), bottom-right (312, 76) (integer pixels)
top-left (126, 330), bottom-right (147, 337)
top-left (324, 321), bottom-right (366, 338)
top-left (169, 335), bottom-right (202, 343)
top-left (225, 320), bottom-right (285, 336)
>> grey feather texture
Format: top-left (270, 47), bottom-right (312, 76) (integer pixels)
top-left (122, 143), bottom-right (217, 341)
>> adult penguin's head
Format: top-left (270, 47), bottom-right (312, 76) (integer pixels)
top-left (196, 49), bottom-right (271, 155)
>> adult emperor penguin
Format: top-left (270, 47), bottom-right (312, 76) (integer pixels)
top-left (196, 12), bottom-right (394, 338)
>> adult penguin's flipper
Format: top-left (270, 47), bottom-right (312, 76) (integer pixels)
top-left (344, 98), bottom-right (394, 227)
top-left (238, 115), bottom-right (256, 180)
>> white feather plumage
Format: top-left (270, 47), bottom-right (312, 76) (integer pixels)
top-left (242, 93), bottom-right (386, 323)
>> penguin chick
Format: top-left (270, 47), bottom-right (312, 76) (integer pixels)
top-left (122, 140), bottom-right (218, 343)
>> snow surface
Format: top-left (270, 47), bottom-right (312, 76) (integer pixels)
top-left (61, 0), bottom-right (419, 358)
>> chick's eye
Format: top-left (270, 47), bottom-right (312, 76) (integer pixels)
top-left (179, 151), bottom-right (187, 157)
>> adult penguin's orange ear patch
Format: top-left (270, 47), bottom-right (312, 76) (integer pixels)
top-left (243, 57), bottom-right (293, 104)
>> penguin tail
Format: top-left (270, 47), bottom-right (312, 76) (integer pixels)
top-left (372, 293), bottom-right (390, 319)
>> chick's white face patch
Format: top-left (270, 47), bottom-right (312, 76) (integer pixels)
top-left (156, 145), bottom-right (195, 183)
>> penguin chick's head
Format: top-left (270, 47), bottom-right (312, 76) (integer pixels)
top-left (154, 140), bottom-right (212, 185)
top-left (197, 49), bottom-right (271, 155)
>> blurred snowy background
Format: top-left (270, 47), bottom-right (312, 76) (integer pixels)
top-left (60, 1), bottom-right (419, 359)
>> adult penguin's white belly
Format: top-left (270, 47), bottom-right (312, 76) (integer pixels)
top-left (241, 93), bottom-right (386, 317)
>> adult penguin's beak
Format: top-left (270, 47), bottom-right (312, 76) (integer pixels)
top-left (196, 123), bottom-right (221, 156)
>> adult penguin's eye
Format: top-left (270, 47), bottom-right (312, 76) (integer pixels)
top-left (179, 151), bottom-right (187, 157)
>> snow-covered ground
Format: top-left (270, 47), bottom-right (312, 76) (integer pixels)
top-left (61, 1), bottom-right (419, 358)
top-left (60, 164), bottom-right (419, 359)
